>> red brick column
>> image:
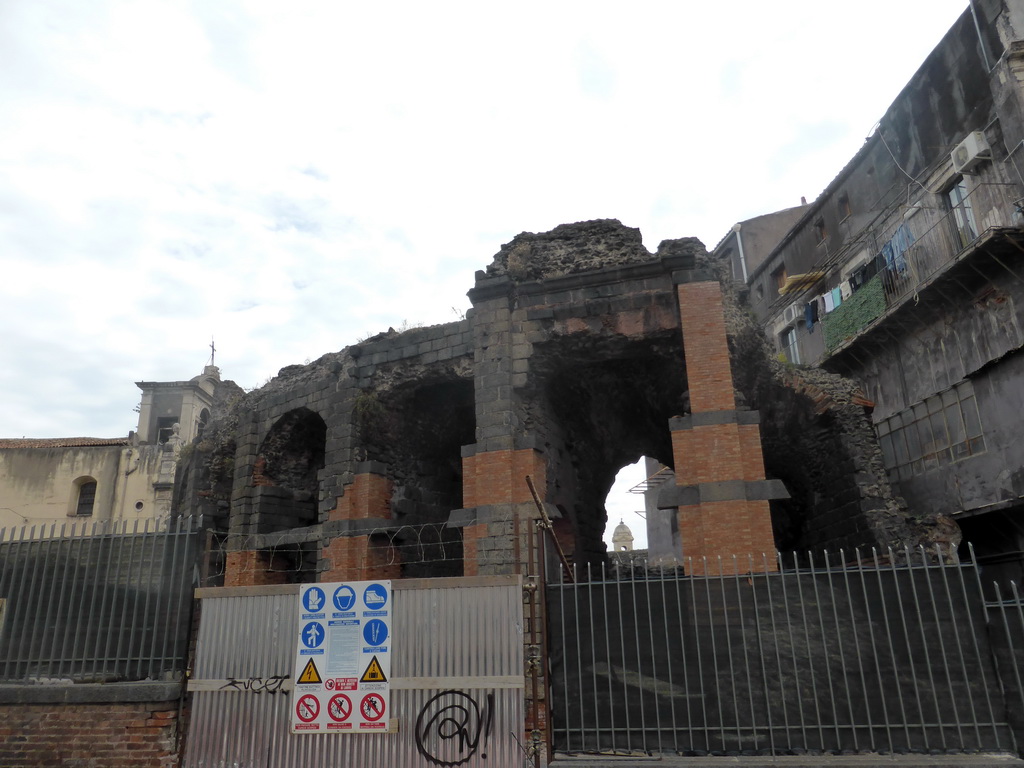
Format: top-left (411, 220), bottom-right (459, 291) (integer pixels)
top-left (675, 280), bottom-right (777, 574)
top-left (224, 549), bottom-right (292, 587)
top-left (461, 448), bottom-right (546, 575)
top-left (321, 473), bottom-right (399, 582)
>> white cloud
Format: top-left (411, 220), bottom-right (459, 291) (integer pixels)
top-left (0, 0), bottom-right (970, 436)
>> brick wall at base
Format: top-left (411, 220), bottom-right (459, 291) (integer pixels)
top-left (224, 549), bottom-right (292, 587)
top-left (0, 701), bottom-right (179, 768)
top-left (320, 534), bottom-right (401, 581)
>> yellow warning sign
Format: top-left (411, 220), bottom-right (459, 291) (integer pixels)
top-left (298, 658), bottom-right (322, 685)
top-left (360, 655), bottom-right (387, 683)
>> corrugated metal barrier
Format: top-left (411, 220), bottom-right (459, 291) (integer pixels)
top-left (183, 575), bottom-right (526, 768)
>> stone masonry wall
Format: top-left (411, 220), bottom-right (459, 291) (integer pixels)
top-left (179, 218), bottom-right (955, 585)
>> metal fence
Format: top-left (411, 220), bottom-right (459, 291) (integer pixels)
top-left (546, 546), bottom-right (1022, 757)
top-left (0, 516), bottom-right (201, 683)
top-left (985, 580), bottom-right (1024, 753)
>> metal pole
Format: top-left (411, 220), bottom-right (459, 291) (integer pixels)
top-left (600, 560), bottom-right (617, 754)
top-left (659, 567), bottom-right (679, 754)
top-left (901, 547), bottom-right (942, 751)
top-left (809, 551), bottom-right (841, 748)
top-left (689, 556), bottom-right (709, 753)
top-left (964, 542), bottom-right (1006, 749)
top-left (794, 552), bottom-right (825, 750)
top-left (920, 546), bottom-right (962, 749)
top-left (759, 553), bottom-right (783, 754)
top-left (526, 476), bottom-right (573, 584)
top-left (779, 552), bottom-right (808, 750)
top-left (629, 559), bottom-right (648, 754)
top-left (838, 549), bottom-right (871, 751)
top-left (870, 547), bottom-right (910, 750)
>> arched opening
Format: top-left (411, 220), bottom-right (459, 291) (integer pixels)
top-left (196, 408), bottom-right (210, 440)
top-left (252, 408), bottom-right (328, 580)
top-left (530, 336), bottom-right (687, 570)
top-left (355, 375), bottom-right (475, 577)
top-left (603, 459), bottom-right (645, 552)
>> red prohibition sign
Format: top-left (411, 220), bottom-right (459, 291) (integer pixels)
top-left (328, 694), bottom-right (352, 722)
top-left (360, 693), bottom-right (386, 721)
top-left (296, 694), bottom-right (320, 722)
top-left (325, 678), bottom-right (336, 691)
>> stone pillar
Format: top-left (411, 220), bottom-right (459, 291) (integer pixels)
top-left (450, 276), bottom-right (548, 576)
top-left (671, 277), bottom-right (780, 574)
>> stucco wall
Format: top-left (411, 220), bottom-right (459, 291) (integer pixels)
top-left (0, 443), bottom-right (170, 529)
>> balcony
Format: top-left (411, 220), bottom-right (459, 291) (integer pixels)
top-left (818, 182), bottom-right (1024, 364)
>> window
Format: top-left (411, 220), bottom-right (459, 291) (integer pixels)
top-left (779, 327), bottom-right (800, 365)
top-left (814, 217), bottom-right (828, 243)
top-left (838, 194), bottom-right (852, 220)
top-left (771, 264), bottom-right (788, 294)
top-left (156, 416), bottom-right (178, 444)
top-left (196, 408), bottom-right (210, 440)
top-left (876, 381), bottom-right (985, 482)
top-left (75, 481), bottom-right (97, 516)
top-left (946, 179), bottom-right (978, 249)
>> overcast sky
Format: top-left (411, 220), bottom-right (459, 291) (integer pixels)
top-left (2, 0), bottom-right (969, 455)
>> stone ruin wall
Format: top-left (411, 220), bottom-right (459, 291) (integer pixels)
top-left (174, 219), bottom-right (957, 584)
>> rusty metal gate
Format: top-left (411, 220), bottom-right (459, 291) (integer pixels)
top-left (183, 575), bottom-right (526, 768)
top-left (546, 547), bottom-right (1023, 758)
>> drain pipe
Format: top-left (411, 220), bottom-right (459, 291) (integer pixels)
top-left (968, 0), bottom-right (994, 71)
top-left (733, 223), bottom-right (749, 284)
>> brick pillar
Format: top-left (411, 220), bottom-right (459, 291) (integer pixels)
top-left (459, 447), bottom-right (546, 575)
top-left (674, 279), bottom-right (777, 574)
top-left (224, 549), bottom-right (292, 587)
top-left (320, 471), bottom-right (400, 582)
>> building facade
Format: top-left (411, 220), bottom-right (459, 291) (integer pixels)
top-left (0, 366), bottom-right (224, 531)
top-left (714, 0), bottom-right (1024, 583)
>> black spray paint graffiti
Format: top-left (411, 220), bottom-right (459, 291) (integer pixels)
top-left (414, 690), bottom-right (495, 767)
top-left (219, 674), bottom-right (289, 694)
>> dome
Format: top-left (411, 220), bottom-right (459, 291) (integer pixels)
top-left (611, 519), bottom-right (634, 552)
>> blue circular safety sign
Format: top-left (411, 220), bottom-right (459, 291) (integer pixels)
top-left (362, 619), bottom-right (388, 647)
top-left (333, 585), bottom-right (356, 612)
top-left (302, 587), bottom-right (325, 613)
top-left (301, 621), bottom-right (325, 648)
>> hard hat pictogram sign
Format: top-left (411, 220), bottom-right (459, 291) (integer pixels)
top-left (298, 658), bottom-right (322, 685)
top-left (360, 655), bottom-right (388, 683)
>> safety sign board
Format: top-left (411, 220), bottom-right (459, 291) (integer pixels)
top-left (291, 580), bottom-right (391, 733)
top-left (297, 658), bottom-right (322, 685)
top-left (360, 655), bottom-right (387, 683)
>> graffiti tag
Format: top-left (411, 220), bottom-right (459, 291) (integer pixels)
top-left (414, 690), bottom-right (494, 767)
top-left (219, 674), bottom-right (289, 694)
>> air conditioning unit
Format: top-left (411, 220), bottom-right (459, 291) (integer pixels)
top-left (782, 302), bottom-right (802, 326)
top-left (951, 131), bottom-right (991, 174)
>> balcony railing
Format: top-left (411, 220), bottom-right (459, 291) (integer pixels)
top-left (819, 182), bottom-right (1020, 355)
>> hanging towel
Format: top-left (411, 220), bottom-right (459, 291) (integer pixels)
top-left (823, 291), bottom-right (835, 313)
top-left (840, 281), bottom-right (852, 300)
top-left (831, 286), bottom-right (843, 308)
